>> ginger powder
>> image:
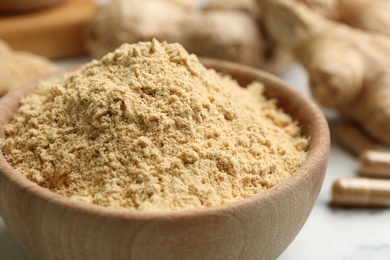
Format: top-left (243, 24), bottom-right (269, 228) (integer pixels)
top-left (2, 40), bottom-right (308, 211)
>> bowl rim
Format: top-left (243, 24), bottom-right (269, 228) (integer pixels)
top-left (0, 58), bottom-right (330, 220)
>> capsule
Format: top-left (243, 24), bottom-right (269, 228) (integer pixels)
top-left (332, 177), bottom-right (390, 207)
top-left (360, 149), bottom-right (390, 178)
top-left (334, 121), bottom-right (382, 156)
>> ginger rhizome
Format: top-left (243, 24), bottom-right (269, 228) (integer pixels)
top-left (261, 0), bottom-right (390, 143)
top-left (85, 0), bottom-right (291, 73)
top-left (299, 0), bottom-right (390, 36)
top-left (0, 39), bottom-right (57, 97)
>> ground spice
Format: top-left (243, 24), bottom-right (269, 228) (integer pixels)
top-left (2, 40), bottom-right (308, 211)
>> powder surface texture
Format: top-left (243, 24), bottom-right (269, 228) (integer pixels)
top-left (2, 40), bottom-right (308, 211)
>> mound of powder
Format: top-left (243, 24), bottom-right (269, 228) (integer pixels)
top-left (2, 39), bottom-right (308, 211)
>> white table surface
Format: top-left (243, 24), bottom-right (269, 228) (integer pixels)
top-left (1, 58), bottom-right (390, 260)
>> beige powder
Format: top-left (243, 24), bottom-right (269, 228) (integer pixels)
top-left (2, 39), bottom-right (308, 211)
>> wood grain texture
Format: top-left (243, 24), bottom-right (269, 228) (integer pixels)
top-left (0, 59), bottom-right (330, 260)
top-left (0, 0), bottom-right (97, 59)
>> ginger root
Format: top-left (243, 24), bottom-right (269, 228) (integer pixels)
top-left (85, 0), bottom-right (291, 73)
top-left (261, 0), bottom-right (390, 143)
top-left (299, 0), bottom-right (390, 36)
top-left (204, 0), bottom-right (292, 73)
top-left (0, 40), bottom-right (58, 97)
top-left (206, 0), bottom-right (261, 17)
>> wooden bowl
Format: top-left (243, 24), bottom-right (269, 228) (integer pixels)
top-left (0, 59), bottom-right (330, 260)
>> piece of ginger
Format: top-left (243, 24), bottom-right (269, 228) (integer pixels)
top-left (206, 0), bottom-right (260, 16)
top-left (85, 0), bottom-right (291, 73)
top-left (260, 0), bottom-right (390, 143)
top-left (203, 0), bottom-right (292, 73)
top-left (299, 0), bottom-right (390, 37)
top-left (0, 40), bottom-right (58, 97)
